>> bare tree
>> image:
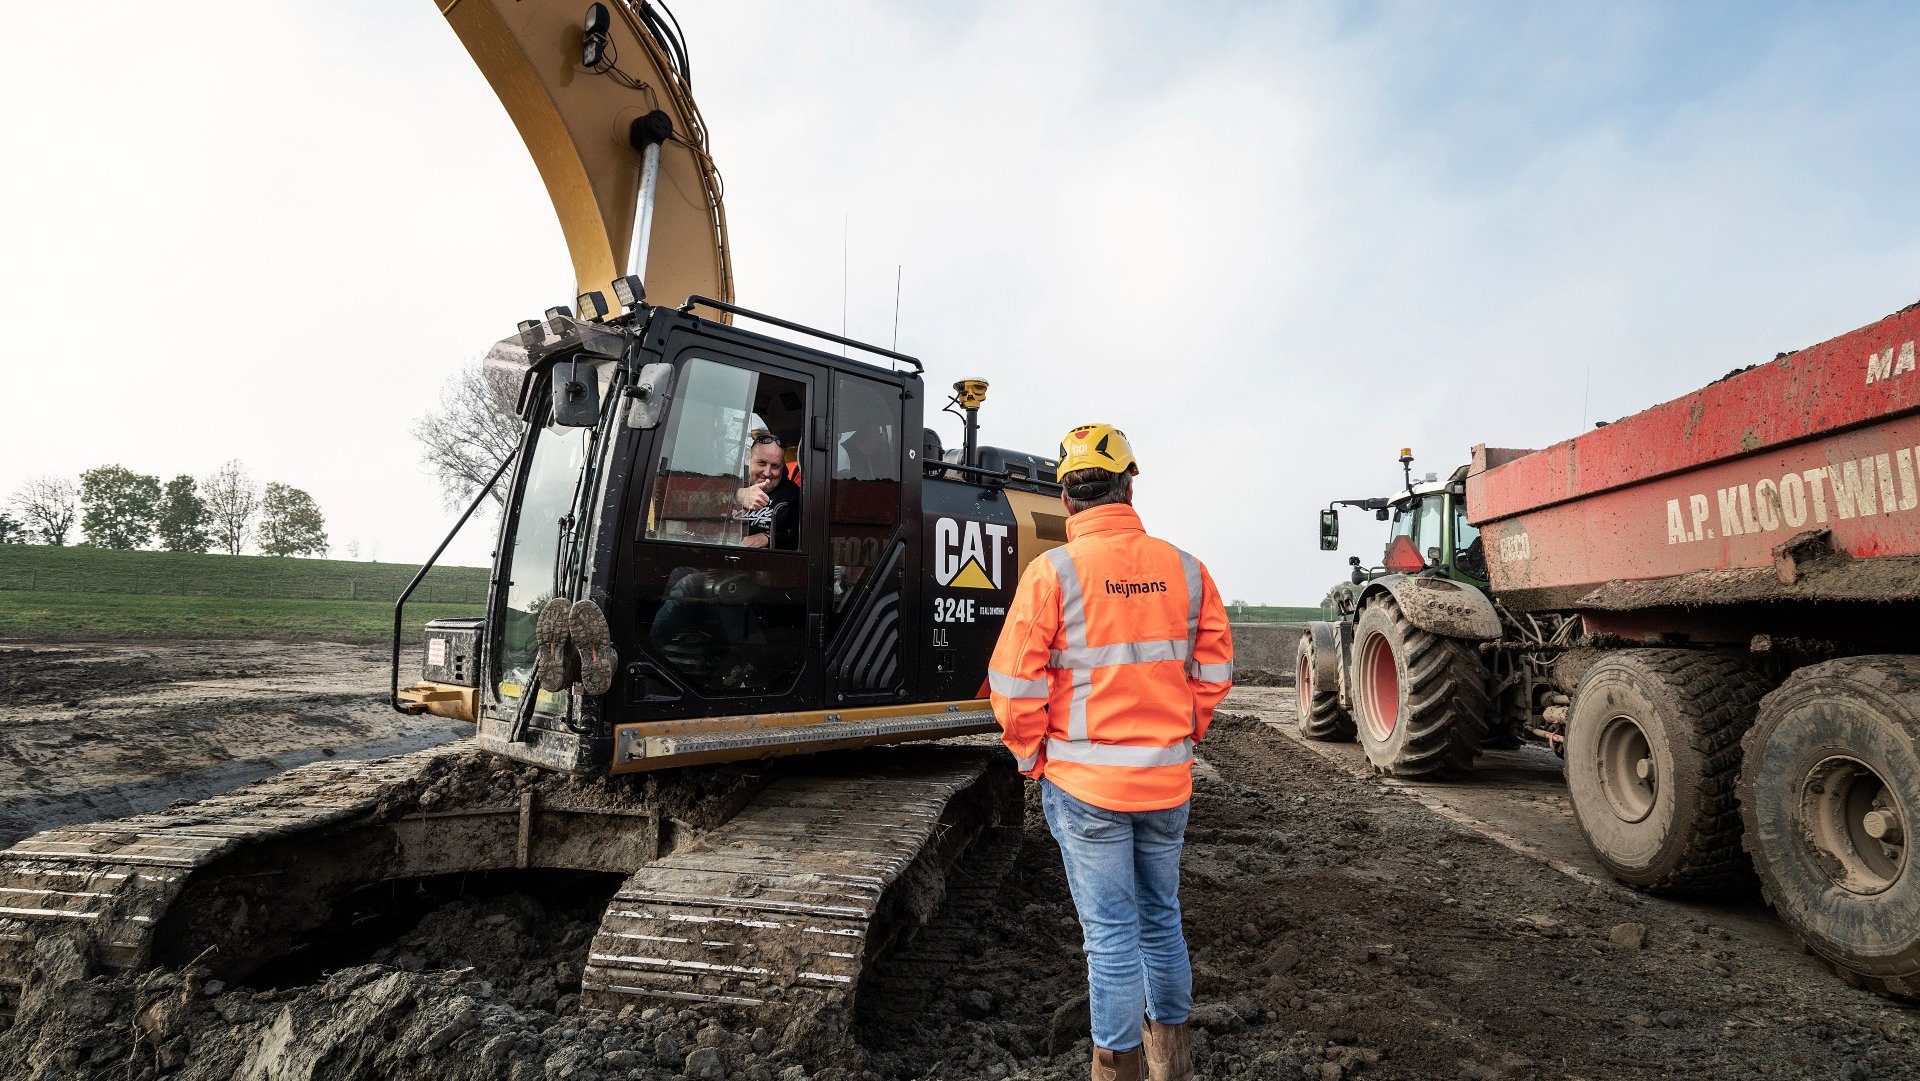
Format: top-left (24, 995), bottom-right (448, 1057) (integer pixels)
top-left (12, 476), bottom-right (78, 546)
top-left (202, 460), bottom-right (260, 556)
top-left (413, 362), bottom-right (524, 511)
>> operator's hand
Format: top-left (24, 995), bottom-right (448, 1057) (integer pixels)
top-left (735, 485), bottom-right (771, 511)
top-left (741, 533), bottom-right (770, 549)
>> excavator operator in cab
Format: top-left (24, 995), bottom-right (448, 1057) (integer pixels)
top-left (988, 423), bottom-right (1234, 1081)
top-left (733, 430), bottom-right (800, 550)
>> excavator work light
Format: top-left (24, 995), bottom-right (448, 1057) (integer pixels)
top-left (517, 319), bottom-right (541, 334)
top-left (577, 291), bottom-right (611, 322)
top-left (611, 275), bottom-right (645, 309)
top-left (582, 3), bottom-right (611, 68)
top-left (544, 305), bottom-right (575, 323)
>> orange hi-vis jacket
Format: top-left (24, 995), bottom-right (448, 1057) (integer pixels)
top-left (988, 503), bottom-right (1234, 812)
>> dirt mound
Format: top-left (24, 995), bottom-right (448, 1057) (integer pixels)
top-left (1229, 666), bottom-right (1293, 687)
top-left (367, 746), bottom-right (762, 830)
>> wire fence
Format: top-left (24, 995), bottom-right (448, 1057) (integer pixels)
top-left (0, 572), bottom-right (487, 605)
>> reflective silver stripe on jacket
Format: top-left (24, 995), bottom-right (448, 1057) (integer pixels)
top-left (1046, 548), bottom-right (1094, 742)
top-left (1049, 639), bottom-right (1190, 670)
top-left (1190, 661), bottom-right (1234, 683)
top-left (1014, 751), bottom-right (1040, 771)
top-left (988, 670), bottom-right (1050, 699)
top-left (1046, 737), bottom-right (1194, 768)
top-left (1176, 546), bottom-right (1204, 677)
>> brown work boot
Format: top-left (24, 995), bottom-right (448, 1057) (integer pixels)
top-left (1143, 1019), bottom-right (1192, 1081)
top-left (1093, 1044), bottom-right (1144, 1081)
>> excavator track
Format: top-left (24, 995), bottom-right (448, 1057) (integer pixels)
top-left (0, 740), bottom-right (1018, 1029)
top-left (0, 748), bottom-right (456, 1023)
top-left (582, 747), bottom-right (1019, 1017)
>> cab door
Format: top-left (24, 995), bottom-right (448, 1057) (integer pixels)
top-left (619, 344), bottom-right (826, 716)
top-left (821, 371), bottom-right (916, 705)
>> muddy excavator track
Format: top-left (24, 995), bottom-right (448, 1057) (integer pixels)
top-left (0, 741), bottom-right (1017, 1029)
top-left (582, 748), bottom-right (1019, 1016)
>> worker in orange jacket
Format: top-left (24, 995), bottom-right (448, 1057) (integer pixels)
top-left (989, 423), bottom-right (1233, 1081)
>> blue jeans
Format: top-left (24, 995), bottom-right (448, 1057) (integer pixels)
top-left (1041, 778), bottom-right (1192, 1052)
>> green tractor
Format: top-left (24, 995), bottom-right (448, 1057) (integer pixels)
top-left (1300, 450), bottom-right (1561, 778)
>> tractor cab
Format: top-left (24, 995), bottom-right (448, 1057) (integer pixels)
top-left (1317, 452), bottom-right (1485, 589)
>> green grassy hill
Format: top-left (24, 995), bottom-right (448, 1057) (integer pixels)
top-left (0, 545), bottom-right (487, 643)
top-left (1225, 605), bottom-right (1322, 624)
top-left (0, 545), bottom-right (487, 604)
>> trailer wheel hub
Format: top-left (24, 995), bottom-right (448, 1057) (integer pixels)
top-left (1800, 755), bottom-right (1905, 895)
top-left (1358, 631), bottom-right (1399, 740)
top-left (1597, 715), bottom-right (1657, 824)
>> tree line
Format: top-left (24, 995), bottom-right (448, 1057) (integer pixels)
top-left (0, 460), bottom-right (329, 557)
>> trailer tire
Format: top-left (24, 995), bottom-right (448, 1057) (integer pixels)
top-left (1741, 657), bottom-right (1920, 998)
top-left (1565, 650), bottom-right (1767, 894)
top-left (1349, 595), bottom-right (1487, 778)
top-left (1296, 632), bottom-right (1354, 742)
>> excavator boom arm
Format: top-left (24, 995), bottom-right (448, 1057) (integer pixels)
top-left (438, 0), bottom-right (732, 312)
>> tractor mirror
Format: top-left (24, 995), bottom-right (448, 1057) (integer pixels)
top-left (550, 357), bottom-right (602, 427)
top-left (1318, 509), bottom-right (1339, 551)
top-left (625, 362), bottom-right (673, 429)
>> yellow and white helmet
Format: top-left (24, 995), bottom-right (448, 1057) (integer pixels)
top-left (1058, 423), bottom-right (1138, 476)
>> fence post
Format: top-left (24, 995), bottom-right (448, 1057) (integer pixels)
top-left (350, 578), bottom-right (357, 600)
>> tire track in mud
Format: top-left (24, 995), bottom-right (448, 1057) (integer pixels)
top-left (1188, 713), bottom-right (1917, 1080)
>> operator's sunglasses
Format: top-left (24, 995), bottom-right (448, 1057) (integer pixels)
top-left (749, 429), bottom-right (784, 448)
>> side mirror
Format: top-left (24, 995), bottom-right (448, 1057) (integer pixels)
top-left (625, 361), bottom-right (673, 429)
top-left (1318, 509), bottom-right (1340, 551)
top-left (550, 356), bottom-right (601, 427)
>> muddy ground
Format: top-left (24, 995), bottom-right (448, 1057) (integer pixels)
top-left (0, 641), bottom-right (1915, 1079)
top-left (0, 641), bottom-right (467, 844)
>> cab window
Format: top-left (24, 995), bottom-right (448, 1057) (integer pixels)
top-left (645, 357), bottom-right (807, 551)
top-left (829, 374), bottom-right (903, 621)
top-left (1453, 499), bottom-right (1486, 578)
top-left (1414, 496), bottom-right (1445, 562)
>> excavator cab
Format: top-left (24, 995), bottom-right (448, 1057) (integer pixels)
top-left (402, 295), bottom-right (1065, 778)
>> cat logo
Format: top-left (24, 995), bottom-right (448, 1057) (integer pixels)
top-left (934, 517), bottom-right (1009, 590)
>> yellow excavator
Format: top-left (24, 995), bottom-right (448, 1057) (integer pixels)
top-left (0, 0), bottom-right (1070, 1024)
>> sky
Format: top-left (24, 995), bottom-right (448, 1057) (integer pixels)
top-left (3, 1), bottom-right (1919, 603)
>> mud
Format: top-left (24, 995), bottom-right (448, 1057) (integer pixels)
top-left (0, 640), bottom-right (467, 844)
top-left (0, 641), bottom-right (1916, 1079)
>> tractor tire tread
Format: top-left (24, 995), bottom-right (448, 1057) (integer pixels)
top-left (1297, 633), bottom-right (1355, 742)
top-left (1740, 656), bottom-right (1920, 999)
top-left (1585, 649), bottom-right (1768, 895)
top-left (1363, 595), bottom-right (1489, 779)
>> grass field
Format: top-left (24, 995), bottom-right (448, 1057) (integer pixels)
top-left (0, 544), bottom-right (1315, 641)
top-left (0, 545), bottom-right (487, 643)
top-left (0, 592), bottom-right (484, 643)
top-left (1227, 605), bottom-right (1322, 624)
top-left (0, 545), bottom-right (487, 604)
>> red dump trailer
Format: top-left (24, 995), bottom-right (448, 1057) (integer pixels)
top-left (1467, 300), bottom-right (1920, 995)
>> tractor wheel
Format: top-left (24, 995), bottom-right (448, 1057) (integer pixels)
top-left (1296, 631), bottom-right (1354, 742)
top-left (1349, 595), bottom-right (1488, 778)
top-left (1565, 650), bottom-right (1767, 894)
top-left (1741, 657), bottom-right (1920, 998)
